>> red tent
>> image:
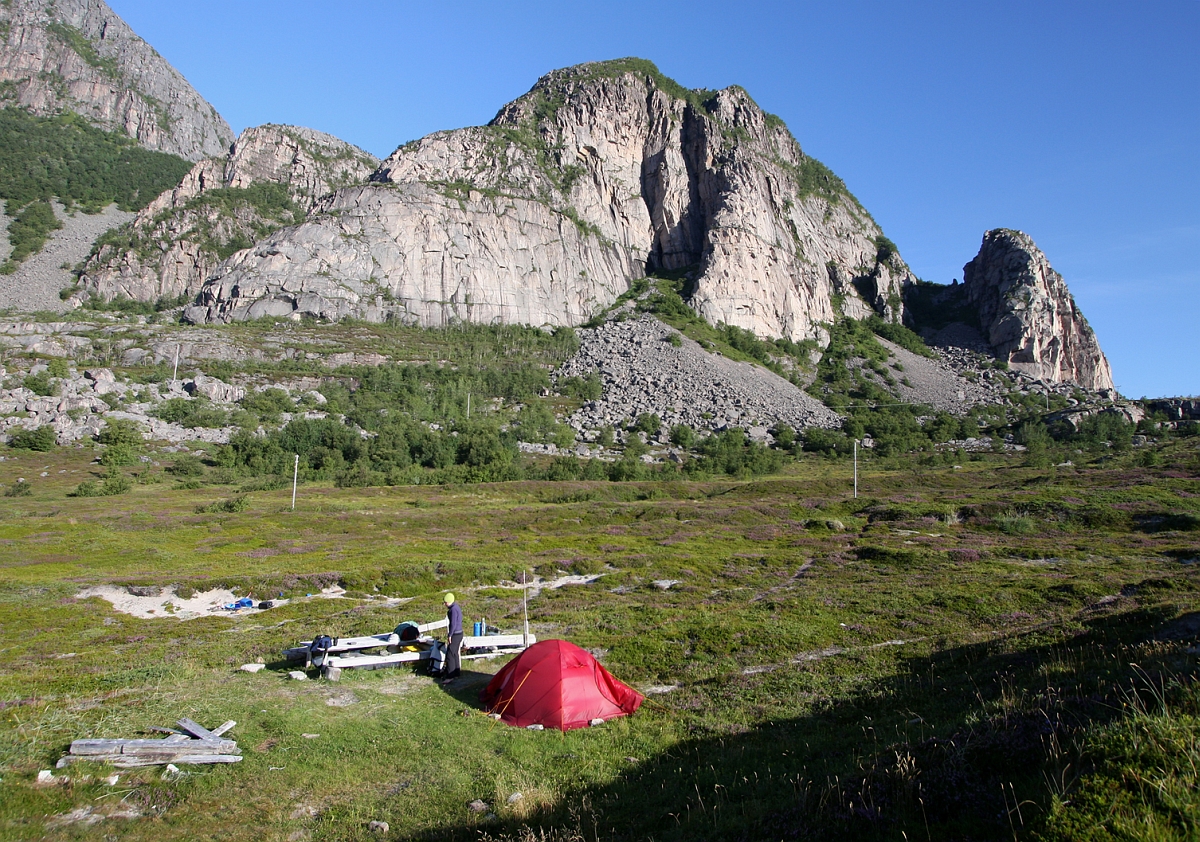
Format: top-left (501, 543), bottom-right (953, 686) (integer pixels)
top-left (479, 640), bottom-right (644, 731)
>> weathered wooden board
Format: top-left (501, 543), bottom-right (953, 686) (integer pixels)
top-left (325, 650), bottom-right (427, 669)
top-left (59, 753), bottom-right (243, 768)
top-left (176, 718), bottom-right (223, 741)
top-left (70, 738), bottom-right (238, 756)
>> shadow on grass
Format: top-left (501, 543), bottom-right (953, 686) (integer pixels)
top-left (414, 605), bottom-right (1198, 842)
top-left (434, 668), bottom-right (494, 706)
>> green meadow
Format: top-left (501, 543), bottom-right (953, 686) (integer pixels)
top-left (0, 433), bottom-right (1197, 841)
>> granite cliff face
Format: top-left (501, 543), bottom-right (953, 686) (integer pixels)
top-left (188, 60), bottom-right (912, 336)
top-left (0, 0), bottom-right (231, 160)
top-left (75, 125), bottom-right (378, 303)
top-left (963, 229), bottom-right (1114, 391)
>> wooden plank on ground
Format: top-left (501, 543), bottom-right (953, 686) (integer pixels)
top-left (70, 738), bottom-right (238, 756)
top-left (176, 718), bottom-right (219, 741)
top-left (210, 720), bottom-right (236, 737)
top-left (419, 618), bottom-right (449, 632)
top-left (63, 753), bottom-right (244, 768)
top-left (70, 740), bottom-right (132, 755)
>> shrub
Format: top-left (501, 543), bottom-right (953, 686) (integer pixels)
top-left (4, 481), bottom-right (32, 497)
top-left (997, 515), bottom-right (1036, 536)
top-left (771, 423), bottom-right (796, 449)
top-left (596, 426), bottom-right (615, 448)
top-left (152, 397), bottom-right (229, 429)
top-left (23, 372), bottom-right (56, 396)
top-left (196, 496), bottom-right (250, 514)
top-left (72, 466), bottom-right (131, 497)
top-left (669, 424), bottom-right (695, 449)
top-left (8, 426), bottom-right (55, 451)
top-left (99, 443), bottom-right (138, 467)
top-left (240, 388), bottom-right (295, 422)
top-left (633, 413), bottom-right (661, 436)
top-left (98, 418), bottom-right (143, 447)
top-left (166, 455), bottom-right (206, 478)
top-left (46, 358), bottom-right (70, 378)
top-left (559, 373), bottom-right (602, 401)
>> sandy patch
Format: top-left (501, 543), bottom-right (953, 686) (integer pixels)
top-left (76, 586), bottom-right (296, 620)
top-left (489, 573), bottom-right (605, 598)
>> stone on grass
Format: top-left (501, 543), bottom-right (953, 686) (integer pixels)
top-left (468, 799), bottom-right (489, 813)
top-left (506, 792), bottom-right (523, 805)
top-left (368, 820), bottom-right (390, 834)
top-left (288, 670), bottom-right (308, 681)
top-left (240, 663), bottom-right (266, 673)
top-left (37, 770), bottom-right (55, 784)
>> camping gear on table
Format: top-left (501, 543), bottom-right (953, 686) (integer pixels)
top-left (283, 617), bottom-right (534, 678)
top-left (479, 639), bottom-right (644, 731)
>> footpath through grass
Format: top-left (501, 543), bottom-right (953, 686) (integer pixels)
top-left (0, 439), bottom-right (1197, 840)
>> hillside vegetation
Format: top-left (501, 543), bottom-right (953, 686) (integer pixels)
top-left (0, 108), bottom-right (192, 272)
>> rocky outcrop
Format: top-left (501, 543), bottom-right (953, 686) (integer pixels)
top-left (75, 125), bottom-right (378, 303)
top-left (0, 0), bottom-right (232, 160)
top-left (963, 229), bottom-right (1114, 391)
top-left (186, 59), bottom-right (912, 337)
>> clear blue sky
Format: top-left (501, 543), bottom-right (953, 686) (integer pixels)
top-left (109, 0), bottom-right (1199, 399)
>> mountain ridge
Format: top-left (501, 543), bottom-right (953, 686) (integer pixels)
top-left (0, 0), bottom-right (232, 161)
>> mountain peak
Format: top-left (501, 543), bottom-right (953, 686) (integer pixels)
top-left (0, 0), bottom-right (232, 160)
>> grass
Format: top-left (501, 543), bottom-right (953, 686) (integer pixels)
top-left (0, 431), bottom-right (1196, 839)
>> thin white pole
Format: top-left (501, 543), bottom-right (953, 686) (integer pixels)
top-left (291, 454), bottom-right (299, 510)
top-left (522, 569), bottom-right (529, 648)
top-left (172, 344), bottom-right (180, 385)
top-left (854, 439), bottom-right (859, 499)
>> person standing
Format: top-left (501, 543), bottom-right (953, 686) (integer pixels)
top-left (443, 592), bottom-right (463, 682)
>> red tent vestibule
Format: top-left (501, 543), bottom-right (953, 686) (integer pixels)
top-left (479, 639), bottom-right (644, 731)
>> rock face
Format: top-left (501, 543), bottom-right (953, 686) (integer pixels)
top-left (76, 125), bottom-right (378, 303)
top-left (188, 59), bottom-right (912, 337)
top-left (963, 229), bottom-right (1114, 391)
top-left (0, 0), bottom-right (232, 161)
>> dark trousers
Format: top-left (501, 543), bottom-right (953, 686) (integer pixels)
top-left (445, 632), bottom-right (463, 676)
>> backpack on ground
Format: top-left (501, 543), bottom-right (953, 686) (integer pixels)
top-left (308, 634), bottom-right (333, 668)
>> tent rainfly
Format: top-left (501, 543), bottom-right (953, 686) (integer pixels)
top-left (479, 639), bottom-right (644, 731)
